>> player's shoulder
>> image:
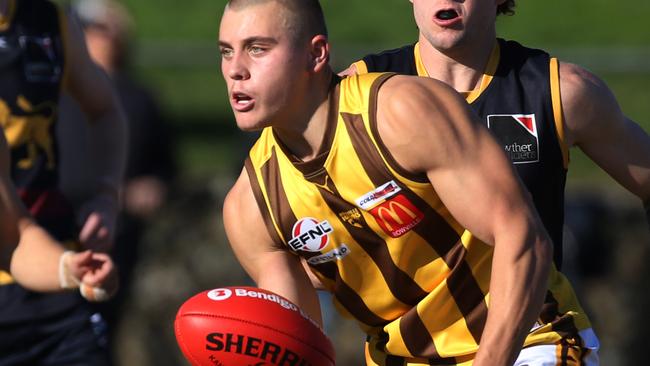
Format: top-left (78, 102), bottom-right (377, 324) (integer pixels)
top-left (224, 168), bottom-right (252, 212)
top-left (223, 168), bottom-right (258, 234)
top-left (360, 43), bottom-right (417, 74)
top-left (343, 72), bottom-right (451, 94)
top-left (558, 61), bottom-right (613, 107)
top-left (376, 75), bottom-right (467, 138)
top-left (378, 73), bottom-right (461, 109)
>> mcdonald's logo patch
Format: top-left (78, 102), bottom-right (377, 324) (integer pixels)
top-left (369, 194), bottom-right (423, 238)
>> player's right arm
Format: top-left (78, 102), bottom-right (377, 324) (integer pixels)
top-left (377, 75), bottom-right (552, 366)
top-left (223, 168), bottom-right (323, 327)
top-left (61, 9), bottom-right (127, 252)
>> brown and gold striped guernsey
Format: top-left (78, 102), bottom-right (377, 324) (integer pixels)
top-left (245, 72), bottom-right (591, 364)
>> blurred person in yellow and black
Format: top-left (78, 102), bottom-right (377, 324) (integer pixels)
top-left (57, 0), bottom-right (177, 361)
top-left (0, 0), bottom-right (126, 364)
top-left (0, 131), bottom-right (118, 302)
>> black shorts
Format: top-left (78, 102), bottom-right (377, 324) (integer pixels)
top-left (0, 302), bottom-right (111, 366)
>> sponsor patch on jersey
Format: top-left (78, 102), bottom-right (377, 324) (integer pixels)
top-left (356, 180), bottom-right (401, 210)
top-left (338, 208), bottom-right (363, 228)
top-left (307, 244), bottom-right (351, 265)
top-left (487, 114), bottom-right (540, 164)
top-left (369, 194), bottom-right (423, 238)
top-left (287, 218), bottom-right (333, 252)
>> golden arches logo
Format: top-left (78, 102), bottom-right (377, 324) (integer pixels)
top-left (376, 201), bottom-right (418, 231)
top-left (370, 195), bottom-right (423, 237)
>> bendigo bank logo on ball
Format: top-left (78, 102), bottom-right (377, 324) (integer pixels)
top-left (201, 288), bottom-right (322, 365)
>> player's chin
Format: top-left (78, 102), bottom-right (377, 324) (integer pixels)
top-left (234, 114), bottom-right (268, 132)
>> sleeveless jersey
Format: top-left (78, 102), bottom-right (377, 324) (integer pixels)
top-left (354, 39), bottom-right (569, 269)
top-left (0, 0), bottom-right (79, 322)
top-left (245, 73), bottom-right (590, 363)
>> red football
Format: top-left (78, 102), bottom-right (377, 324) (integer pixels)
top-left (174, 286), bottom-right (336, 366)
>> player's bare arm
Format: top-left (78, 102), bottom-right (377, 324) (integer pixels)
top-left (560, 61), bottom-right (650, 208)
top-left (223, 168), bottom-right (324, 327)
top-left (62, 11), bottom-right (127, 252)
top-left (0, 134), bottom-right (117, 297)
top-left (0, 134), bottom-right (21, 262)
top-left (377, 75), bottom-right (553, 366)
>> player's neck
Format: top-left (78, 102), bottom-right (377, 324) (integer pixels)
top-left (273, 71), bottom-right (338, 162)
top-left (418, 34), bottom-right (497, 94)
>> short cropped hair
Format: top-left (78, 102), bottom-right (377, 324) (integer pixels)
top-left (497, 0), bottom-right (516, 15)
top-left (227, 0), bottom-right (328, 42)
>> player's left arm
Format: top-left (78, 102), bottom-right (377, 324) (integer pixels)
top-left (60, 9), bottom-right (128, 252)
top-left (560, 62), bottom-right (650, 226)
top-left (377, 75), bottom-right (553, 366)
top-left (0, 134), bottom-right (118, 297)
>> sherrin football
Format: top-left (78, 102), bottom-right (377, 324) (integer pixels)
top-left (174, 286), bottom-right (335, 366)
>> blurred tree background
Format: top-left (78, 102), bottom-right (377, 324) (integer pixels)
top-left (57, 0), bottom-right (650, 365)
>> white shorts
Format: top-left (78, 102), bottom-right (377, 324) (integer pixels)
top-left (514, 328), bottom-right (600, 366)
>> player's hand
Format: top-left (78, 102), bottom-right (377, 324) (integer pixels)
top-left (61, 250), bottom-right (119, 302)
top-left (77, 194), bottom-right (118, 252)
top-left (124, 176), bottom-right (167, 219)
top-left (338, 63), bottom-right (358, 77)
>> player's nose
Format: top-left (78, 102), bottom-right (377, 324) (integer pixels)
top-left (226, 54), bottom-right (251, 81)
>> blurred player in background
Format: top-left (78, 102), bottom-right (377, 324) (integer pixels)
top-left (0, 0), bottom-right (127, 364)
top-left (219, 0), bottom-right (595, 365)
top-left (57, 0), bottom-right (176, 361)
top-left (57, 1), bottom-right (176, 362)
top-left (0, 132), bottom-right (118, 298)
top-left (342, 0), bottom-right (650, 267)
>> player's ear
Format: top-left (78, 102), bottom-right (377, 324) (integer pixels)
top-left (309, 34), bottom-right (329, 73)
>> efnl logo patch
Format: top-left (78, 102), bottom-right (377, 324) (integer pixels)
top-left (288, 218), bottom-right (333, 252)
top-left (487, 114), bottom-right (540, 164)
top-left (369, 194), bottom-right (423, 238)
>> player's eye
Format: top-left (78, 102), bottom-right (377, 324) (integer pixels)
top-left (249, 46), bottom-right (266, 55)
top-left (220, 47), bottom-right (234, 59)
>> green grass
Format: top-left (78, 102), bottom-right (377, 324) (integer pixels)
top-left (117, 0), bottom-right (650, 46)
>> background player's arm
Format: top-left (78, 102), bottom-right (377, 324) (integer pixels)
top-left (223, 169), bottom-right (324, 327)
top-left (377, 76), bottom-right (552, 366)
top-left (560, 61), bottom-right (650, 222)
top-left (0, 134), bottom-right (117, 295)
top-left (61, 10), bottom-right (127, 252)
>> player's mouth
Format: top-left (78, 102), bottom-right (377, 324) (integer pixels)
top-left (231, 92), bottom-right (255, 112)
top-left (433, 9), bottom-right (461, 27)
